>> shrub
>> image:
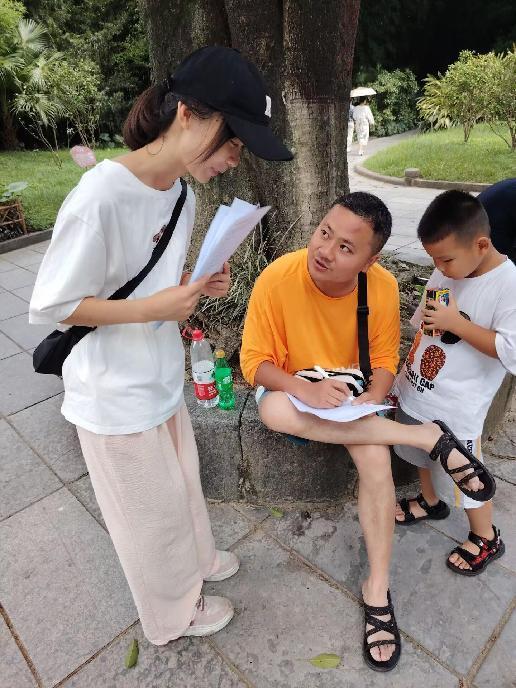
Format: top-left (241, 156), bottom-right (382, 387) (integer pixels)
top-left (418, 49), bottom-right (516, 146)
top-left (46, 58), bottom-right (105, 149)
top-left (485, 48), bottom-right (516, 150)
top-left (356, 67), bottom-right (420, 137)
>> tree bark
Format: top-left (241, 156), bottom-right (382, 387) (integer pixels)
top-left (0, 89), bottom-right (19, 150)
top-left (141, 0), bottom-right (360, 256)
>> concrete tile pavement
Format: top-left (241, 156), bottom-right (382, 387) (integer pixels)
top-left (2, 448), bottom-right (515, 687)
top-left (1, 168), bottom-right (515, 687)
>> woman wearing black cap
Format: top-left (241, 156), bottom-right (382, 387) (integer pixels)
top-left (30, 46), bottom-right (292, 644)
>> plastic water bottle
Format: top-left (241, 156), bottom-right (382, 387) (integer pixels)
top-left (214, 349), bottom-right (235, 410)
top-left (190, 329), bottom-right (219, 408)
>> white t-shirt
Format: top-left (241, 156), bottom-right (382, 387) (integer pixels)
top-left (396, 259), bottom-right (516, 438)
top-left (29, 159), bottom-right (196, 435)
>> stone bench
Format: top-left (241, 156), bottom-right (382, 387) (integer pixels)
top-left (187, 374), bottom-right (514, 503)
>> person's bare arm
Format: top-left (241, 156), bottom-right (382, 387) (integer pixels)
top-left (62, 278), bottom-right (210, 327)
top-left (352, 367), bottom-right (394, 405)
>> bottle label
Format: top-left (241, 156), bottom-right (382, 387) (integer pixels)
top-left (192, 365), bottom-right (217, 401)
top-left (215, 369), bottom-right (233, 394)
top-left (194, 381), bottom-right (218, 400)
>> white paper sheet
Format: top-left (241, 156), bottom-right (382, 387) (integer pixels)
top-left (190, 198), bottom-right (270, 282)
top-left (286, 394), bottom-right (391, 422)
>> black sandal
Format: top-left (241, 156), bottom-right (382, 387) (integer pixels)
top-left (362, 589), bottom-right (401, 672)
top-left (429, 420), bottom-right (496, 502)
top-left (396, 493), bottom-right (450, 526)
top-left (447, 526), bottom-right (505, 576)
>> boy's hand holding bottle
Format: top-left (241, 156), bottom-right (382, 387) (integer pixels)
top-left (423, 292), bottom-right (463, 335)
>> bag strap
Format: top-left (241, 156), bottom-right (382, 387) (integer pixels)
top-left (357, 271), bottom-right (372, 385)
top-left (108, 177), bottom-right (187, 301)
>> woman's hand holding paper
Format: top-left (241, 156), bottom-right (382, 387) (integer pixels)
top-left (202, 262), bottom-right (231, 297)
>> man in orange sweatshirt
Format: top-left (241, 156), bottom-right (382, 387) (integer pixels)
top-left (241, 192), bottom-right (402, 670)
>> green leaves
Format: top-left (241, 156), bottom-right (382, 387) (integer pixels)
top-left (269, 507), bottom-right (284, 519)
top-left (1, 180), bottom-right (28, 203)
top-left (365, 67), bottom-right (420, 137)
top-left (124, 638), bottom-right (139, 669)
top-left (308, 653), bottom-right (341, 669)
top-left (418, 48), bottom-right (516, 147)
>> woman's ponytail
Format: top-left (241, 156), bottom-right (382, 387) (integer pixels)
top-left (122, 78), bottom-right (234, 158)
top-left (122, 83), bottom-right (173, 151)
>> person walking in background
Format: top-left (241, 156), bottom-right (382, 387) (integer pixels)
top-left (347, 101), bottom-right (355, 152)
top-left (353, 97), bottom-right (375, 156)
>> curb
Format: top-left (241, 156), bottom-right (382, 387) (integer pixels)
top-left (187, 374), bottom-right (514, 503)
top-left (355, 164), bottom-right (490, 193)
top-left (0, 228), bottom-right (53, 255)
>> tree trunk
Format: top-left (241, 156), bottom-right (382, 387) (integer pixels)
top-left (142, 0), bottom-right (360, 258)
top-left (0, 89), bottom-right (19, 150)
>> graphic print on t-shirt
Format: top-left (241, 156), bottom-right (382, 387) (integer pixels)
top-left (153, 225), bottom-right (166, 243)
top-left (420, 345), bottom-right (446, 380)
top-left (404, 338), bottom-right (446, 395)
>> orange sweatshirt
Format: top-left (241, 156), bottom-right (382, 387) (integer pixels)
top-left (240, 248), bottom-right (400, 385)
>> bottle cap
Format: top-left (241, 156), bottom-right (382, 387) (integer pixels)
top-left (191, 329), bottom-right (204, 341)
top-left (215, 349), bottom-right (225, 358)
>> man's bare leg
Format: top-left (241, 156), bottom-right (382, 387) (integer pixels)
top-left (347, 444), bottom-right (396, 662)
top-left (260, 392), bottom-right (483, 492)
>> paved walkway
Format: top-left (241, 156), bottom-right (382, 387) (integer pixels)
top-left (1, 159), bottom-right (515, 687)
top-left (349, 131), bottom-right (443, 265)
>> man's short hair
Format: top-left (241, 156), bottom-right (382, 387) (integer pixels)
top-left (332, 192), bottom-right (392, 253)
top-left (417, 190), bottom-right (490, 245)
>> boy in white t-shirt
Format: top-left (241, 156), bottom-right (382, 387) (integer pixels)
top-left (394, 190), bottom-right (516, 575)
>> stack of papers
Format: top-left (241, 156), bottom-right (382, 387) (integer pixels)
top-left (190, 198), bottom-right (270, 282)
top-left (286, 394), bottom-right (391, 422)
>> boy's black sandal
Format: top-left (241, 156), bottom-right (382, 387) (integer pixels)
top-left (429, 420), bottom-right (496, 502)
top-left (396, 493), bottom-right (450, 526)
top-left (362, 589), bottom-right (401, 672)
top-left (446, 526), bottom-right (505, 576)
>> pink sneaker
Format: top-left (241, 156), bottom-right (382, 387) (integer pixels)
top-left (204, 550), bottom-right (240, 582)
top-left (182, 595), bottom-right (234, 637)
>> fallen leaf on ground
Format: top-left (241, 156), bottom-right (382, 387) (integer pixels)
top-left (308, 653), bottom-right (341, 669)
top-left (125, 639), bottom-right (139, 669)
top-left (269, 507), bottom-right (284, 518)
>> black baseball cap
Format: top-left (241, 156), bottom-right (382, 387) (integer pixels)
top-left (169, 46), bottom-right (293, 162)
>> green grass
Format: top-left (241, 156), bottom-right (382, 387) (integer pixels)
top-left (364, 124), bottom-right (516, 184)
top-left (0, 148), bottom-right (127, 230)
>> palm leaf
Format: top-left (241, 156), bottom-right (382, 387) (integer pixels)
top-left (25, 51), bottom-right (63, 89)
top-left (17, 19), bottom-right (49, 54)
top-left (0, 52), bottom-right (25, 84)
top-left (12, 88), bottom-right (63, 127)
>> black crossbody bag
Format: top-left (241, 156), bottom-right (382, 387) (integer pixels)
top-left (33, 178), bottom-right (187, 377)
